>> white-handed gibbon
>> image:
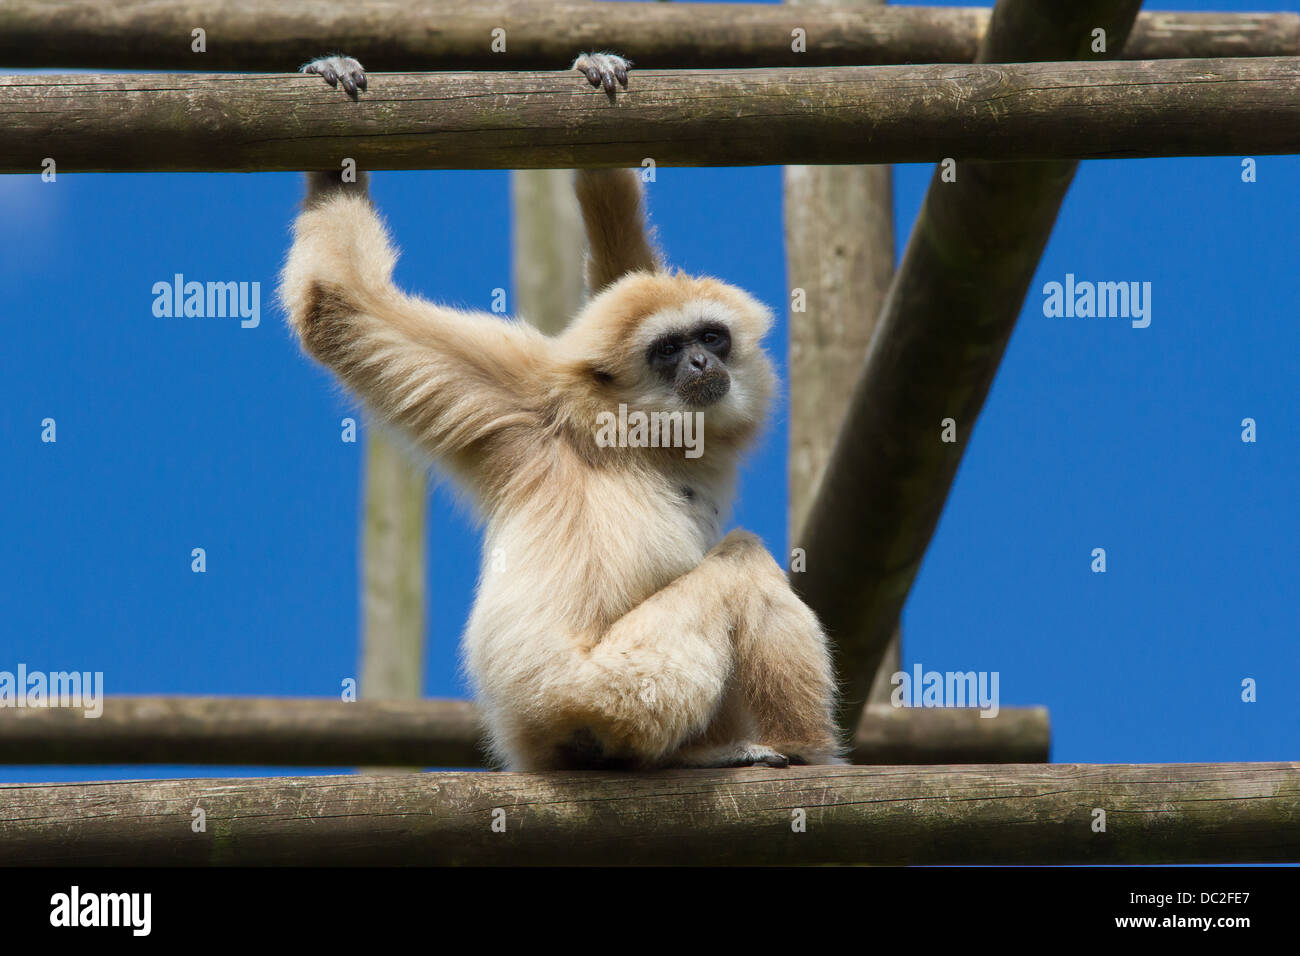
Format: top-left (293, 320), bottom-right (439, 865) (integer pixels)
top-left (282, 53), bottom-right (842, 769)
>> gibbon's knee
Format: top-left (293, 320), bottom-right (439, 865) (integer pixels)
top-left (546, 534), bottom-right (784, 765)
top-left (560, 623), bottom-right (734, 764)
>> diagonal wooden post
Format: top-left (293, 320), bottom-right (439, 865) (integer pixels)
top-left (793, 0), bottom-right (1145, 734)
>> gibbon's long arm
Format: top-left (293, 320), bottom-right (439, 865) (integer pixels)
top-left (280, 172), bottom-right (552, 492)
top-left (569, 54), bottom-right (661, 295)
top-left (575, 168), bottom-right (662, 295)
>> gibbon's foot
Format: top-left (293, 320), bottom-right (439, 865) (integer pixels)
top-left (684, 743), bottom-right (792, 769)
top-left (573, 52), bottom-right (630, 100)
top-left (301, 55), bottom-right (368, 98)
top-left (744, 752), bottom-right (792, 769)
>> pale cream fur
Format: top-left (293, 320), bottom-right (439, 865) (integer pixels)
top-left (280, 168), bottom-right (842, 769)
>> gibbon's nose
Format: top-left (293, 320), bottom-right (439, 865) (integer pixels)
top-left (689, 350), bottom-right (710, 371)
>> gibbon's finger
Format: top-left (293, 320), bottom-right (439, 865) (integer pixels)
top-left (301, 55), bottom-right (367, 99)
top-left (573, 52), bottom-right (632, 100)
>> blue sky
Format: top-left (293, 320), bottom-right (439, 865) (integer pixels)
top-left (1, 0), bottom-right (1295, 782)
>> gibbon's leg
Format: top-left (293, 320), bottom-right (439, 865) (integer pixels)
top-left (726, 542), bottom-right (844, 765)
top-left (677, 532), bottom-right (843, 767)
top-left (544, 536), bottom-right (743, 769)
top-left (545, 531), bottom-right (841, 769)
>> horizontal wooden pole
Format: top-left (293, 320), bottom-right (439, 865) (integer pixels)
top-left (2, 763), bottom-right (1295, 865)
top-left (0, 697), bottom-right (483, 767)
top-left (5, 58), bottom-right (1300, 173)
top-left (849, 703), bottom-right (1047, 764)
top-left (0, 2), bottom-right (1295, 70)
top-left (0, 696), bottom-right (1048, 766)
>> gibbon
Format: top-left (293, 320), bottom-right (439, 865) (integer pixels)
top-left (282, 53), bottom-right (842, 769)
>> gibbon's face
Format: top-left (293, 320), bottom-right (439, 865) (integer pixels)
top-left (560, 272), bottom-right (777, 438)
top-left (645, 312), bottom-right (733, 408)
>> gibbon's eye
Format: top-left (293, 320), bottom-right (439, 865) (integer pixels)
top-left (697, 326), bottom-right (731, 358)
top-left (647, 335), bottom-right (688, 378)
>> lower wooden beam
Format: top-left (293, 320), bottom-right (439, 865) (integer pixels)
top-left (0, 697), bottom-right (1048, 766)
top-left (850, 704), bottom-right (1047, 764)
top-left (2, 763), bottom-right (1294, 865)
top-left (5, 58), bottom-right (1300, 173)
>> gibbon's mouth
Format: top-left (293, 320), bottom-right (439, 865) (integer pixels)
top-left (676, 369), bottom-right (731, 407)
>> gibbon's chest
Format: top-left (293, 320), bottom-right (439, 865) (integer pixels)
top-left (480, 463), bottom-right (732, 629)
top-left (572, 468), bottom-right (729, 621)
top-left (673, 478), bottom-right (725, 547)
top-left (614, 463), bottom-right (729, 551)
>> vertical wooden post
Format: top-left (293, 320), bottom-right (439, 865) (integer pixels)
top-left (785, 0), bottom-right (899, 718)
top-left (512, 169), bottom-right (585, 332)
top-left (358, 425), bottom-right (428, 774)
top-left (360, 432), bottom-right (428, 704)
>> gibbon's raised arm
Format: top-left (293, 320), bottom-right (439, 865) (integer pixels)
top-left (574, 168), bottom-right (662, 295)
top-left (280, 171), bottom-right (552, 494)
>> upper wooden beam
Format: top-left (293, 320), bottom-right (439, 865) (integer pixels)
top-left (0, 2), bottom-right (1295, 70)
top-left (5, 58), bottom-right (1300, 174)
top-left (0, 696), bottom-right (1049, 766)
top-left (3, 763), bottom-right (1295, 865)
